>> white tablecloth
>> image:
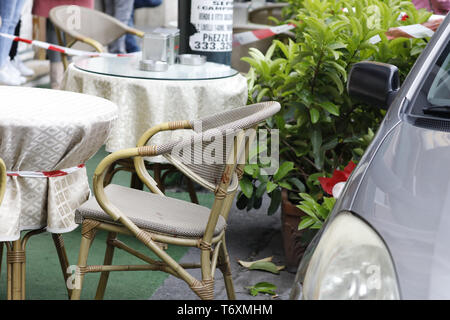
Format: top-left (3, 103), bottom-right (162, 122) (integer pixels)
top-left (61, 62), bottom-right (248, 162)
top-left (0, 86), bottom-right (117, 241)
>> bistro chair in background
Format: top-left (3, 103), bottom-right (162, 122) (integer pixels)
top-left (70, 101), bottom-right (280, 300)
top-left (48, 5), bottom-right (144, 69)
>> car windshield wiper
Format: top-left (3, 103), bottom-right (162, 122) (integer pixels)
top-left (423, 106), bottom-right (450, 117)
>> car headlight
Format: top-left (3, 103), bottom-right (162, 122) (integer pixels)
top-left (302, 211), bottom-right (400, 300)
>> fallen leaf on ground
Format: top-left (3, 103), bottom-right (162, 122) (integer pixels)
top-left (238, 257), bottom-right (285, 274)
top-left (238, 256), bottom-right (273, 268)
top-left (246, 282), bottom-right (277, 297)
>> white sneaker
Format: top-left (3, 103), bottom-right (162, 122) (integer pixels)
top-left (0, 65), bottom-right (23, 86)
top-left (11, 57), bottom-right (35, 77)
top-left (5, 60), bottom-right (26, 84)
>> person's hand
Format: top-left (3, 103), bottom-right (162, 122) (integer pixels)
top-left (422, 18), bottom-right (444, 32)
top-left (386, 18), bottom-right (444, 39)
top-left (385, 28), bottom-right (411, 39)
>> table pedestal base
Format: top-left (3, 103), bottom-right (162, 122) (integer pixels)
top-left (1, 230), bottom-right (71, 300)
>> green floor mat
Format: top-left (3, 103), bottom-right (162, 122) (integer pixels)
top-left (0, 146), bottom-right (214, 300)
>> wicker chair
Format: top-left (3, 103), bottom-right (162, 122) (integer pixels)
top-left (70, 101), bottom-right (280, 300)
top-left (49, 5), bottom-right (144, 69)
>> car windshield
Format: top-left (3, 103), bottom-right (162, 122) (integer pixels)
top-left (426, 43), bottom-right (450, 107)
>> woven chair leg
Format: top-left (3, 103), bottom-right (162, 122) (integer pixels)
top-left (153, 163), bottom-right (165, 193)
top-left (52, 234), bottom-right (72, 299)
top-left (130, 172), bottom-right (144, 190)
top-left (70, 234), bottom-right (94, 300)
top-left (190, 279), bottom-right (215, 300)
top-left (95, 232), bottom-right (117, 300)
top-left (218, 240), bottom-right (236, 300)
top-left (185, 177), bottom-right (199, 204)
top-left (7, 240), bottom-right (26, 300)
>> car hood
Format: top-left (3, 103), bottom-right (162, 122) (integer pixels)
top-left (349, 120), bottom-right (450, 299)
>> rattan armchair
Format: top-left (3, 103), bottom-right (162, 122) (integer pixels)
top-left (70, 101), bottom-right (280, 300)
top-left (49, 5), bottom-right (144, 69)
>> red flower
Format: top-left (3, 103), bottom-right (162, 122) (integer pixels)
top-left (401, 14), bottom-right (409, 21)
top-left (318, 161), bottom-right (356, 195)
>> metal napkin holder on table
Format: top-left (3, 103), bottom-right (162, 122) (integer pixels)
top-left (140, 28), bottom-right (180, 71)
top-left (139, 28), bottom-right (207, 72)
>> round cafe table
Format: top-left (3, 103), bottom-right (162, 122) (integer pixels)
top-left (0, 86), bottom-right (117, 300)
top-left (61, 56), bottom-right (248, 198)
top-left (62, 56), bottom-right (248, 156)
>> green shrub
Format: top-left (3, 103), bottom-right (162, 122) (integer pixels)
top-left (237, 0), bottom-right (432, 217)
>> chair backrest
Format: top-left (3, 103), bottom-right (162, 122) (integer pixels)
top-left (0, 158), bottom-right (6, 206)
top-left (162, 101), bottom-right (281, 193)
top-left (49, 5), bottom-right (131, 51)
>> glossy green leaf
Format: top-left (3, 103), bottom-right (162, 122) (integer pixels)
top-left (239, 177), bottom-right (253, 199)
top-left (246, 282), bottom-right (277, 296)
top-left (274, 161), bottom-right (295, 182)
top-left (309, 108), bottom-right (320, 124)
top-left (268, 188), bottom-right (281, 215)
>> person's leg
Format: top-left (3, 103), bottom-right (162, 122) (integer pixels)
top-left (0, 0), bottom-right (25, 85)
top-left (125, 10), bottom-right (140, 53)
top-left (2, 0), bottom-right (26, 64)
top-left (107, 0), bottom-right (134, 53)
top-left (134, 0), bottom-right (162, 9)
top-left (0, 1), bottom-right (17, 69)
top-left (103, 0), bottom-right (114, 16)
top-left (46, 19), bottom-right (62, 64)
top-left (47, 20), bottom-right (64, 89)
top-left (9, 21), bottom-right (20, 60)
top-left (9, 20), bottom-right (35, 77)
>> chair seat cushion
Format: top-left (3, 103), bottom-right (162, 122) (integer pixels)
top-left (75, 184), bottom-right (226, 238)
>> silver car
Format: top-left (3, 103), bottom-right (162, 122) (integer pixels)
top-left (291, 14), bottom-right (450, 300)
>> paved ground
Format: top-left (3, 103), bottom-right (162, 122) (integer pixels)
top-left (151, 195), bottom-right (297, 300)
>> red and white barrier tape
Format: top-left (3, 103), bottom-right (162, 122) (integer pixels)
top-left (0, 14), bottom-right (445, 54)
top-left (233, 23), bottom-right (296, 46)
top-left (7, 164), bottom-right (85, 178)
top-left (0, 33), bottom-right (131, 58)
top-left (232, 15), bottom-right (445, 47)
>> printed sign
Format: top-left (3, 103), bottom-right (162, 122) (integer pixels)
top-left (189, 0), bottom-right (234, 52)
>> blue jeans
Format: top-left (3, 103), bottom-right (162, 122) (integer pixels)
top-left (0, 0), bottom-right (26, 68)
top-left (104, 0), bottom-right (135, 53)
top-left (126, 0), bottom-right (163, 53)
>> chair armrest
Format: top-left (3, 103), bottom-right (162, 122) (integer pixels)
top-left (0, 158), bottom-right (6, 205)
top-left (93, 148), bottom-right (141, 221)
top-left (126, 27), bottom-right (145, 38)
top-left (134, 120), bottom-right (192, 194)
top-left (136, 120), bottom-right (192, 147)
top-left (76, 36), bottom-right (105, 53)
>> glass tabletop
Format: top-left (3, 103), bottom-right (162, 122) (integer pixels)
top-left (74, 55), bottom-right (239, 81)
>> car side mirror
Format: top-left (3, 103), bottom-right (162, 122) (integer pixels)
top-left (347, 61), bottom-right (400, 109)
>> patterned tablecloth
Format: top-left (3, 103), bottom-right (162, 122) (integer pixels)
top-left (0, 86), bottom-right (118, 241)
top-left (61, 59), bottom-right (248, 162)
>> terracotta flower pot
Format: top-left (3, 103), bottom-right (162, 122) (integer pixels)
top-left (281, 189), bottom-right (309, 273)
